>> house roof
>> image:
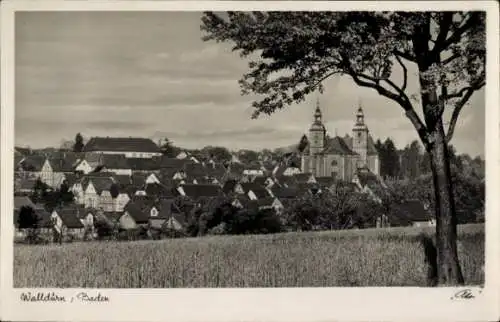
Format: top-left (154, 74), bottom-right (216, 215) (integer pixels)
top-left (124, 202), bottom-right (151, 224)
top-left (19, 155), bottom-right (46, 172)
top-left (323, 136), bottom-right (358, 155)
top-left (274, 175), bottom-right (298, 187)
top-left (17, 178), bottom-right (38, 191)
top-left (356, 169), bottom-right (382, 188)
top-left (271, 186), bottom-right (299, 199)
top-left (343, 134), bottom-right (379, 156)
top-left (127, 158), bottom-right (160, 171)
top-left (131, 173), bottom-right (147, 188)
top-left (145, 183), bottom-right (176, 198)
top-left (241, 183), bottom-right (271, 199)
top-left (14, 196), bottom-right (36, 210)
top-left (222, 180), bottom-right (239, 194)
top-left (181, 184), bottom-right (223, 200)
top-left (257, 197), bottom-right (275, 207)
top-left (252, 176), bottom-right (271, 186)
top-left (57, 209), bottom-right (85, 229)
top-left (112, 174), bottom-right (132, 187)
top-left (153, 156), bottom-right (192, 169)
top-left (99, 154), bottom-right (130, 170)
top-left (293, 173), bottom-right (314, 183)
top-left (83, 137), bottom-right (161, 153)
top-left (184, 163), bottom-right (207, 178)
top-left (88, 177), bottom-right (115, 194)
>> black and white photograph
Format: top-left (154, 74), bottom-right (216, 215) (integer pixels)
top-left (1, 1), bottom-right (499, 321)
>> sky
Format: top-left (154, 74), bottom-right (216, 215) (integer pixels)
top-left (15, 11), bottom-right (485, 157)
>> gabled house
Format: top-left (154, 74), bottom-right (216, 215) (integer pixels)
top-left (145, 173), bottom-right (161, 185)
top-left (50, 207), bottom-right (86, 239)
top-left (120, 200), bottom-right (154, 230)
top-left (113, 190), bottom-right (131, 212)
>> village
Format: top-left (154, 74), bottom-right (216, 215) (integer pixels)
top-left (13, 102), bottom-right (466, 244)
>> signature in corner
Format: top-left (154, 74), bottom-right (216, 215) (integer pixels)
top-left (451, 288), bottom-right (481, 300)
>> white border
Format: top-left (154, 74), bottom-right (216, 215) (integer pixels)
top-left (1, 1), bottom-right (499, 322)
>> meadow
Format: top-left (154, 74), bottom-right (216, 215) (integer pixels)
top-left (14, 223), bottom-right (484, 288)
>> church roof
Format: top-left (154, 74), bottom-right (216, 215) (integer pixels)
top-left (323, 136), bottom-right (357, 155)
top-left (343, 135), bottom-right (379, 156)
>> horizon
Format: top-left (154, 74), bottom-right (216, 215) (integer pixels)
top-left (15, 11), bottom-right (485, 158)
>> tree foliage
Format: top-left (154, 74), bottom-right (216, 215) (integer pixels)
top-left (201, 11), bottom-right (485, 285)
top-left (73, 133), bottom-right (84, 153)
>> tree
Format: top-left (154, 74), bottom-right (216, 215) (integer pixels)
top-left (17, 205), bottom-right (41, 243)
top-left (73, 133), bottom-right (84, 152)
top-left (202, 146), bottom-right (232, 162)
top-left (159, 138), bottom-right (181, 158)
top-left (201, 11), bottom-right (486, 285)
top-left (381, 138), bottom-right (400, 178)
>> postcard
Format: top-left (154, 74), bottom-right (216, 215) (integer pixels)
top-left (1, 1), bottom-right (499, 321)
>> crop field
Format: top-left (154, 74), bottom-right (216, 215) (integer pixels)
top-left (14, 224), bottom-right (484, 288)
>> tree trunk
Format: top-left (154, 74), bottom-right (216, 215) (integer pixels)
top-left (427, 120), bottom-right (465, 285)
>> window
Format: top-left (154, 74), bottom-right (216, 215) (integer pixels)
top-left (331, 160), bottom-right (338, 166)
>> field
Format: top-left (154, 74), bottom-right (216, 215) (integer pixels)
top-left (14, 224), bottom-right (484, 288)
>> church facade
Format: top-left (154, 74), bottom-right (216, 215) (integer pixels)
top-left (300, 101), bottom-right (380, 182)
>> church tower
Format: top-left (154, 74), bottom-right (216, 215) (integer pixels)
top-left (309, 98), bottom-right (325, 176)
top-left (352, 103), bottom-right (369, 169)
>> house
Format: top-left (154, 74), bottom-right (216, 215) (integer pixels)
top-left (252, 176), bottom-right (275, 188)
top-left (352, 168), bottom-right (386, 203)
top-left (113, 190), bottom-right (131, 212)
top-left (51, 207), bottom-right (86, 240)
top-left (272, 164), bottom-right (302, 177)
top-left (145, 182), bottom-right (176, 199)
top-left (120, 201), bottom-right (151, 230)
top-left (242, 163), bottom-right (265, 177)
top-left (293, 172), bottom-right (317, 184)
top-left (14, 178), bottom-right (38, 195)
top-left (83, 136), bottom-right (162, 158)
top-left (127, 158), bottom-right (161, 174)
top-left (240, 183), bottom-right (273, 200)
top-left (222, 180), bottom-right (245, 195)
top-left (97, 154), bottom-right (132, 176)
top-left (177, 184), bottom-right (223, 201)
top-left (145, 173), bottom-right (160, 185)
top-left (17, 156), bottom-right (59, 187)
top-left (83, 177), bottom-right (114, 209)
top-left (274, 175), bottom-right (298, 188)
top-left (390, 200), bottom-right (435, 227)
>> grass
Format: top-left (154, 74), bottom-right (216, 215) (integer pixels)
top-left (13, 223), bottom-right (484, 288)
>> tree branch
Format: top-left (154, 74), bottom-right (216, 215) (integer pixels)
top-left (445, 88), bottom-right (475, 143)
top-left (394, 50), bottom-right (416, 63)
top-left (348, 71), bottom-right (430, 147)
top-left (445, 81), bottom-right (485, 143)
top-left (394, 54), bottom-right (408, 92)
top-left (432, 13), bottom-right (453, 55)
top-left (441, 53), bottom-right (460, 65)
top-left (442, 81), bottom-right (485, 100)
top-left (437, 13), bottom-right (477, 53)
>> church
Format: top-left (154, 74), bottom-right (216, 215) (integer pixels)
top-left (300, 100), bottom-right (380, 182)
